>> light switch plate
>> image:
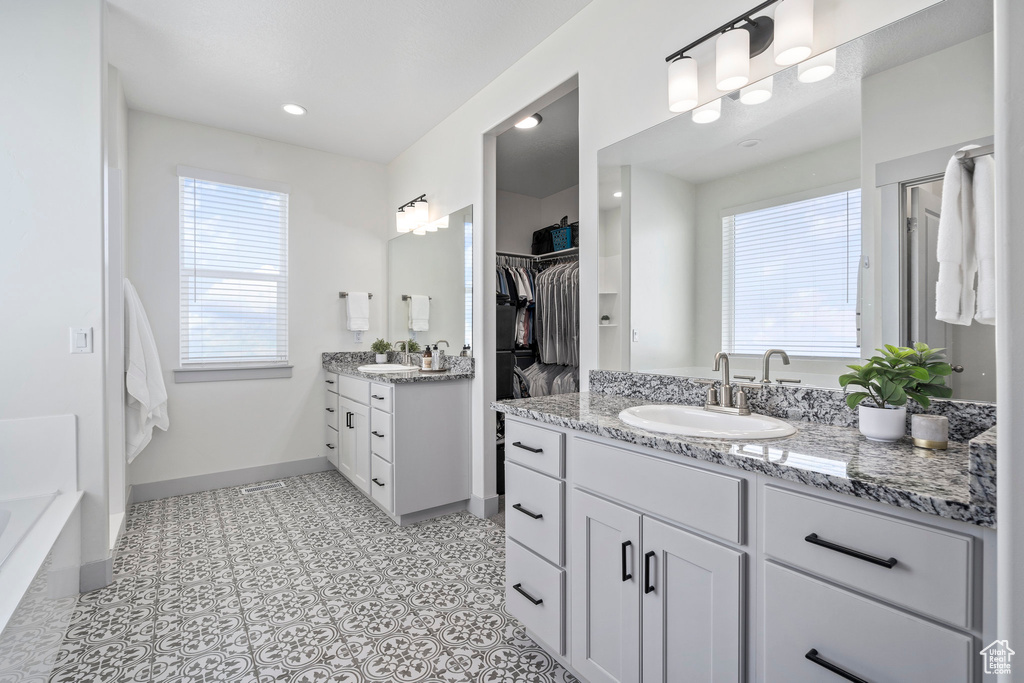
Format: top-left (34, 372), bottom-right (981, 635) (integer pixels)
top-left (632, 329), bottom-right (639, 343)
top-left (353, 331), bottom-right (363, 343)
top-left (70, 327), bottom-right (93, 354)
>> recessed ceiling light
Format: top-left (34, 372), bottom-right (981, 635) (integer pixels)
top-left (282, 103), bottom-right (307, 116)
top-left (738, 139), bottom-right (761, 148)
top-left (515, 114), bottom-right (542, 129)
top-left (613, 191), bottom-right (622, 198)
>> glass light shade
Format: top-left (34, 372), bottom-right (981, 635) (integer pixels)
top-left (740, 76), bottom-right (773, 104)
top-left (413, 226), bottom-right (427, 236)
top-left (774, 0), bottom-right (814, 66)
top-left (797, 49), bottom-right (836, 83)
top-left (435, 215), bottom-right (449, 229)
top-left (716, 28), bottom-right (750, 91)
top-left (413, 199), bottom-right (429, 229)
top-left (692, 99), bottom-right (722, 124)
top-left (668, 56), bottom-right (699, 113)
top-left (424, 219), bottom-right (438, 232)
top-left (396, 208), bottom-right (411, 233)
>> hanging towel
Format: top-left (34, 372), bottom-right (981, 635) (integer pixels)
top-left (408, 295), bottom-right (430, 332)
top-left (346, 292), bottom-right (370, 331)
top-left (935, 147), bottom-right (978, 325)
top-left (973, 152), bottom-right (996, 325)
top-left (124, 278), bottom-right (169, 463)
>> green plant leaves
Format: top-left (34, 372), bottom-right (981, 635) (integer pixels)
top-left (839, 342), bottom-right (953, 410)
top-left (845, 392), bottom-right (872, 409)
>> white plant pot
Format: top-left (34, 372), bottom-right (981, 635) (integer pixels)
top-left (375, 354), bottom-right (388, 363)
top-left (858, 405), bottom-right (907, 442)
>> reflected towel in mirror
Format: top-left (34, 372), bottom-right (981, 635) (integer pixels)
top-left (408, 295), bottom-right (429, 331)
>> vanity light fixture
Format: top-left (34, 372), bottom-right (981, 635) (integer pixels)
top-left (797, 48), bottom-right (836, 83)
top-left (282, 103), bottom-right (307, 116)
top-left (434, 215), bottom-right (449, 229)
top-left (396, 194), bottom-right (428, 234)
top-left (668, 56), bottom-right (700, 112)
top-left (717, 28), bottom-right (751, 91)
top-left (692, 99), bottom-right (722, 124)
top-left (740, 76), bottom-right (774, 104)
top-left (514, 114), bottom-right (543, 129)
top-left (774, 0), bottom-right (814, 65)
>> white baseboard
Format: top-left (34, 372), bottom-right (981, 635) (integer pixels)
top-left (468, 494), bottom-right (500, 519)
top-left (79, 556), bottom-right (113, 593)
top-left (130, 457), bottom-right (333, 503)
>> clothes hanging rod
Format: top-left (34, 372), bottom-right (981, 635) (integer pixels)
top-left (496, 247), bottom-right (579, 261)
top-left (339, 292), bottom-right (373, 299)
top-left (401, 294), bottom-right (432, 300)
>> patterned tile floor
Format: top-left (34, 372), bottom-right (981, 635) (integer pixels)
top-left (49, 471), bottom-right (577, 683)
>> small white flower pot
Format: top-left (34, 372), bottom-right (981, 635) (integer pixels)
top-left (375, 353), bottom-right (388, 364)
top-left (858, 405), bottom-right (907, 442)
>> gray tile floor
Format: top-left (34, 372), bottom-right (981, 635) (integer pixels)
top-left (50, 471), bottom-right (576, 683)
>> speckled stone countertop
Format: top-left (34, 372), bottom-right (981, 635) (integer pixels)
top-left (494, 392), bottom-right (996, 528)
top-left (322, 352), bottom-right (474, 384)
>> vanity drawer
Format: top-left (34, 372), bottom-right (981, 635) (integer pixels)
top-left (324, 424), bottom-right (339, 469)
top-left (370, 409), bottom-right (393, 462)
top-left (505, 461), bottom-right (564, 566)
top-left (505, 420), bottom-right (564, 478)
top-left (337, 375), bottom-right (370, 405)
top-left (369, 383), bottom-right (393, 413)
top-left (763, 486), bottom-right (972, 628)
top-left (370, 454), bottom-right (393, 513)
top-left (506, 538), bottom-right (564, 655)
top-left (763, 562), bottom-right (972, 683)
top-left (573, 438), bottom-right (744, 544)
top-left (324, 372), bottom-right (339, 394)
top-left (324, 390), bottom-right (339, 431)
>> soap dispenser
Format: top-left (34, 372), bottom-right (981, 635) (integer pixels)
top-left (432, 344), bottom-right (444, 370)
top-left (422, 344), bottom-right (432, 370)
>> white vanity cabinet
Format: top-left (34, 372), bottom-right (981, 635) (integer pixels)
top-left (323, 370), bottom-right (471, 524)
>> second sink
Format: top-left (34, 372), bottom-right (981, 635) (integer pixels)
top-left (619, 404), bottom-right (797, 440)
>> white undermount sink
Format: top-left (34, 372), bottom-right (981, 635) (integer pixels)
top-left (357, 364), bottom-right (419, 373)
top-left (618, 405), bottom-right (797, 440)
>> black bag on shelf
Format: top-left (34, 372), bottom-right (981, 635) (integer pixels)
top-left (531, 216), bottom-right (578, 255)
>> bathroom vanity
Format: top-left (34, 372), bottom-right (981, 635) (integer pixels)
top-left (495, 372), bottom-right (997, 683)
top-left (323, 353), bottom-right (473, 524)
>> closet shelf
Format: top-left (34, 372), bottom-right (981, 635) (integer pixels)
top-left (599, 324), bottom-right (619, 328)
top-left (598, 291), bottom-right (618, 295)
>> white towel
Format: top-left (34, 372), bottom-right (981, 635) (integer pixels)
top-left (124, 278), bottom-right (169, 463)
top-left (408, 295), bottom-right (430, 332)
top-left (346, 292), bottom-right (370, 331)
top-left (973, 152), bottom-right (996, 325)
top-left (935, 147), bottom-right (978, 325)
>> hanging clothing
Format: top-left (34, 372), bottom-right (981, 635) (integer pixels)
top-left (533, 260), bottom-right (579, 366)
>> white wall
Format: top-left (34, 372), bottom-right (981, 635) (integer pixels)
top-left (540, 185), bottom-right (580, 226)
top-left (126, 112), bottom-right (388, 486)
top-left (0, 0), bottom-right (108, 572)
top-left (628, 166), bottom-right (696, 371)
top-left (386, 0), bottom-right (944, 511)
top-left (496, 185), bottom-right (579, 253)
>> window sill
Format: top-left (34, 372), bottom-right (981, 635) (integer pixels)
top-left (174, 365), bottom-right (293, 383)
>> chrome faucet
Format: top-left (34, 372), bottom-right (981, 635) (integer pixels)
top-left (714, 352), bottom-right (733, 407)
top-left (392, 339), bottom-right (415, 365)
top-left (761, 349), bottom-right (791, 385)
top-left (705, 352), bottom-right (751, 416)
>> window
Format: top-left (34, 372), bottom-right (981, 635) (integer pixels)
top-left (177, 166), bottom-right (290, 378)
top-left (722, 188), bottom-right (861, 358)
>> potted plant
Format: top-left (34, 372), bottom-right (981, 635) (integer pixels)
top-left (370, 338), bottom-right (391, 364)
top-left (839, 343), bottom-right (953, 442)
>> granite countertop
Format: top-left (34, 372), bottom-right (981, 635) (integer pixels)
top-left (322, 352), bottom-right (474, 384)
top-left (494, 392), bottom-right (995, 528)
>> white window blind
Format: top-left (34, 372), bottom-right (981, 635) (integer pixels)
top-left (179, 168), bottom-right (289, 367)
top-left (722, 188), bottom-right (861, 358)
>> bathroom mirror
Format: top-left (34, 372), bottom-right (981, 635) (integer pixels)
top-left (598, 0), bottom-right (996, 401)
top-left (388, 205), bottom-right (473, 350)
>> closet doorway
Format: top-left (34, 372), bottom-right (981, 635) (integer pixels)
top-left (494, 88), bottom-right (579, 494)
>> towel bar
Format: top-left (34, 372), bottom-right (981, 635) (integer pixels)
top-left (402, 295), bottom-right (432, 300)
top-left (339, 292), bottom-right (373, 299)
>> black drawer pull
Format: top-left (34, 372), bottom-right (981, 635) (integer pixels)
top-left (621, 540), bottom-right (633, 582)
top-left (512, 583), bottom-right (543, 605)
top-left (372, 394), bottom-right (385, 400)
top-left (644, 551), bottom-right (655, 594)
top-left (512, 503), bottom-right (543, 520)
top-left (805, 649), bottom-right (870, 683)
top-left (372, 431), bottom-right (385, 438)
top-left (512, 442), bottom-right (543, 454)
top-left (371, 477), bottom-right (385, 487)
top-left (804, 533), bottom-right (898, 569)
top-left (326, 444), bottom-right (335, 450)
top-left (325, 407), bottom-right (335, 413)
top-left (346, 412), bottom-right (353, 429)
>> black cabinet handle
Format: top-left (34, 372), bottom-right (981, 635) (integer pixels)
top-left (805, 533), bottom-right (897, 569)
top-left (644, 551), bottom-right (655, 594)
top-left (325, 380), bottom-right (335, 384)
top-left (371, 478), bottom-right (385, 487)
top-left (325, 407), bottom-right (335, 413)
top-left (512, 503), bottom-right (543, 520)
top-left (346, 412), bottom-right (353, 429)
top-left (371, 431), bottom-right (385, 438)
top-left (512, 583), bottom-right (543, 605)
top-left (805, 649), bottom-right (870, 683)
top-left (512, 442), bottom-right (543, 454)
top-left (621, 541), bottom-right (633, 582)
top-left (326, 444), bottom-right (335, 450)
top-left (372, 395), bottom-right (385, 401)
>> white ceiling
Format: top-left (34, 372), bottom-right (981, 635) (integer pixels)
top-left (497, 88), bottom-right (579, 198)
top-left (106, 0), bottom-right (593, 164)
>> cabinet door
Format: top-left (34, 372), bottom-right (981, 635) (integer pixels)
top-left (337, 397), bottom-right (357, 481)
top-left (349, 401), bottom-right (371, 494)
top-left (571, 489), bottom-right (641, 683)
top-left (641, 517), bottom-right (744, 683)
